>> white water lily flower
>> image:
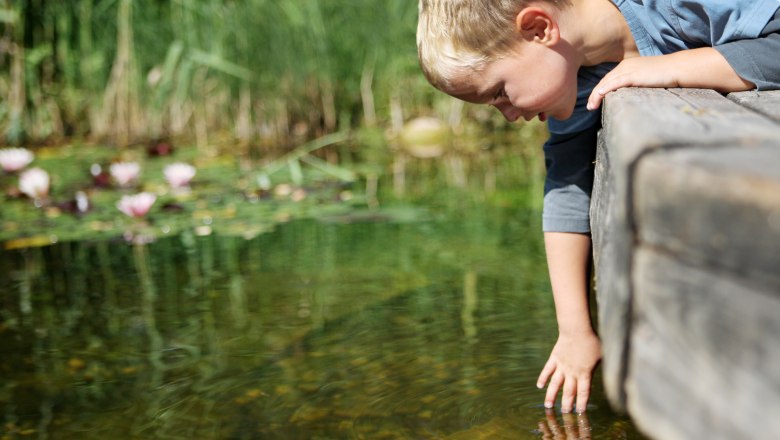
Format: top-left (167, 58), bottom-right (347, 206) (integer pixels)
top-left (117, 192), bottom-right (156, 218)
top-left (110, 162), bottom-right (141, 187)
top-left (18, 167), bottom-right (50, 200)
top-left (163, 162), bottom-right (196, 188)
top-left (0, 148), bottom-right (34, 172)
top-left (257, 173), bottom-right (272, 191)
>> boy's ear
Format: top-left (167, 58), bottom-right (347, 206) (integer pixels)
top-left (515, 7), bottom-right (559, 45)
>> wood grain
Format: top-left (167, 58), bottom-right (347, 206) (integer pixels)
top-left (635, 145), bottom-right (780, 292)
top-left (627, 247), bottom-right (780, 440)
top-left (728, 90), bottom-right (780, 123)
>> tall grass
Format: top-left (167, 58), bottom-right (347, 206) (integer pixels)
top-left (0, 0), bottom-right (446, 147)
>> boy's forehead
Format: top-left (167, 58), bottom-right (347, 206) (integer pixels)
top-left (444, 70), bottom-right (494, 103)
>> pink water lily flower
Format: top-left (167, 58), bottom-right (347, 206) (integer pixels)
top-left (163, 162), bottom-right (196, 188)
top-left (18, 167), bottom-right (50, 200)
top-left (110, 162), bottom-right (141, 187)
top-left (0, 148), bottom-right (34, 172)
top-left (117, 192), bottom-right (156, 218)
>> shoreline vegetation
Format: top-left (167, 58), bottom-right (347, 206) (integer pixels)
top-left (0, 0), bottom-right (547, 248)
top-left (3, 0), bottom-right (423, 145)
top-left (0, 0), bottom-right (538, 147)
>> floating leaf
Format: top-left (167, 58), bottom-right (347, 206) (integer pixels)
top-left (4, 235), bottom-right (56, 250)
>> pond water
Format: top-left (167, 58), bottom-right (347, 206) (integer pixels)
top-left (0, 158), bottom-right (644, 439)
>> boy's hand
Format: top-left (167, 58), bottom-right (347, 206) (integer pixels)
top-left (587, 48), bottom-right (754, 111)
top-left (586, 55), bottom-right (680, 111)
top-left (537, 330), bottom-right (602, 414)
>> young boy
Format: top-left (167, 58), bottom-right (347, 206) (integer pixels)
top-left (417, 0), bottom-right (780, 414)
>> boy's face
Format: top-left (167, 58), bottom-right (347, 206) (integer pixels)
top-left (445, 40), bottom-right (579, 122)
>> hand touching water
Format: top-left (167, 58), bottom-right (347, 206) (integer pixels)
top-left (541, 232), bottom-right (602, 414)
top-left (537, 330), bottom-right (602, 414)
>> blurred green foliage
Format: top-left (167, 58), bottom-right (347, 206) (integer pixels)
top-left (0, 0), bottom-right (549, 248)
top-left (0, 0), bottom-right (448, 145)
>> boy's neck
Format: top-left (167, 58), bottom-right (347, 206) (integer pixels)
top-left (564, 0), bottom-right (639, 66)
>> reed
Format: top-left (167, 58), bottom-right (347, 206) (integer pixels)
top-left (0, 0), bottom-right (445, 149)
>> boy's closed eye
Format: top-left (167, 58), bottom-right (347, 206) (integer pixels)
top-left (493, 86), bottom-right (508, 101)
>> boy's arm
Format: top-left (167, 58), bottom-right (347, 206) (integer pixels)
top-left (537, 231), bottom-right (601, 414)
top-left (586, 47), bottom-right (754, 110)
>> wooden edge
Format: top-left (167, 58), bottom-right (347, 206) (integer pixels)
top-left (728, 90), bottom-right (780, 123)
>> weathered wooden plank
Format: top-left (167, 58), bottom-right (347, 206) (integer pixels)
top-left (627, 247), bottom-right (780, 440)
top-left (604, 88), bottom-right (780, 171)
top-left (634, 145), bottom-right (780, 292)
top-left (728, 90), bottom-right (780, 123)
top-left (593, 88), bottom-right (780, 412)
top-left (590, 130), bottom-right (631, 412)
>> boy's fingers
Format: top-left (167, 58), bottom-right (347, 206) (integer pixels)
top-left (586, 89), bottom-right (605, 111)
top-left (560, 377), bottom-right (576, 413)
top-left (576, 376), bottom-right (591, 414)
top-left (545, 371), bottom-right (564, 409)
top-left (537, 359), bottom-right (557, 389)
top-left (588, 70), bottom-right (627, 110)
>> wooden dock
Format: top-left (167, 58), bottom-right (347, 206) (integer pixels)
top-left (592, 88), bottom-right (780, 439)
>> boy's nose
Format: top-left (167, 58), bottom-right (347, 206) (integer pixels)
top-left (492, 103), bottom-right (521, 122)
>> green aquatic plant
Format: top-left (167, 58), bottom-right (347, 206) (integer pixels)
top-left (0, 119), bottom-right (546, 249)
top-left (0, 139), bottom-right (374, 248)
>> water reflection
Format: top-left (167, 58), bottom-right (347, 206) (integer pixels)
top-left (538, 410), bottom-right (591, 440)
top-left (133, 243), bottom-right (164, 381)
top-left (0, 213), bottom-right (643, 438)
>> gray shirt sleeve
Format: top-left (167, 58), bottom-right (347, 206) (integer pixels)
top-left (715, 9), bottom-right (780, 90)
top-left (542, 64), bottom-right (614, 234)
top-left (542, 125), bottom-right (599, 233)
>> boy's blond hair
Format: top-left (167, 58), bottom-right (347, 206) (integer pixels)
top-left (417, 0), bottom-right (570, 91)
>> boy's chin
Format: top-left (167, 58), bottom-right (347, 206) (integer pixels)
top-left (549, 105), bottom-right (576, 121)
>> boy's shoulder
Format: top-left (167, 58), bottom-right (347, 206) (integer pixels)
top-left (613, 0), bottom-right (780, 56)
